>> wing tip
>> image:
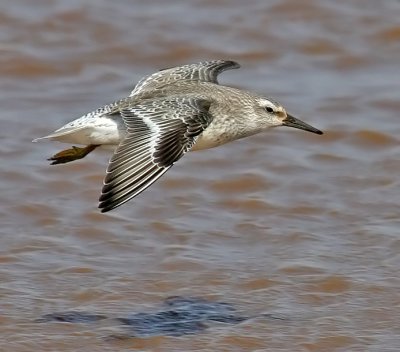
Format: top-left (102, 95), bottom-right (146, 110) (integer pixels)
top-left (225, 59), bottom-right (241, 69)
top-left (99, 205), bottom-right (111, 213)
top-left (98, 194), bottom-right (113, 213)
top-left (98, 197), bottom-right (132, 213)
top-left (98, 198), bottom-right (118, 213)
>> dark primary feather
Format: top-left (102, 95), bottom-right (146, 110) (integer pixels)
top-left (98, 97), bottom-right (213, 212)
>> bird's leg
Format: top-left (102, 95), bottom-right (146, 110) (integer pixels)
top-left (48, 144), bottom-right (99, 165)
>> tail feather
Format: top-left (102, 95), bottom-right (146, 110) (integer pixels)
top-left (32, 126), bottom-right (87, 142)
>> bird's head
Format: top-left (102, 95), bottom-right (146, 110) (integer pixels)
top-left (257, 98), bottom-right (323, 135)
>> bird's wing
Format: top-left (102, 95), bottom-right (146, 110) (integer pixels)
top-left (130, 60), bottom-right (240, 97)
top-left (98, 96), bottom-right (213, 213)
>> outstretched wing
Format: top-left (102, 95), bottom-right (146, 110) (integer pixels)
top-left (98, 97), bottom-right (213, 213)
top-left (130, 60), bottom-right (240, 97)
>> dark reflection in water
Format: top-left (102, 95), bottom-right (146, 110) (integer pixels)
top-left (37, 296), bottom-right (267, 337)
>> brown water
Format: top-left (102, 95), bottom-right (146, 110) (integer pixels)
top-left (1, 0), bottom-right (400, 350)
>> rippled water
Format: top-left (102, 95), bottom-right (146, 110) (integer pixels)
top-left (1, 0), bottom-right (400, 351)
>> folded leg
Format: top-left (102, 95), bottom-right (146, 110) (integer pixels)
top-left (48, 145), bottom-right (99, 165)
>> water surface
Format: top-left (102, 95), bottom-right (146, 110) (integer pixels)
top-left (1, 0), bottom-right (399, 351)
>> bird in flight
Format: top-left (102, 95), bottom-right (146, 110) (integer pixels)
top-left (34, 60), bottom-right (323, 213)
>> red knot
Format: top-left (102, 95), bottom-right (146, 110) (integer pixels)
top-left (34, 60), bottom-right (323, 212)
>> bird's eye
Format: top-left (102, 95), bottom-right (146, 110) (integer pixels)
top-left (265, 106), bottom-right (274, 113)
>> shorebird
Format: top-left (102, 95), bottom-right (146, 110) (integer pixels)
top-left (34, 60), bottom-right (323, 213)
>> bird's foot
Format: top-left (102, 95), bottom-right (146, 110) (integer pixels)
top-left (48, 145), bottom-right (99, 165)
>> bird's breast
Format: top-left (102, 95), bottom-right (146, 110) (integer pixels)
top-left (190, 119), bottom-right (237, 151)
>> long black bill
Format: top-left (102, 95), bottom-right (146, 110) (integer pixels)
top-left (282, 114), bottom-right (323, 135)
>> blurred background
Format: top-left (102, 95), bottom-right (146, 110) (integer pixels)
top-left (1, 0), bottom-right (399, 351)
